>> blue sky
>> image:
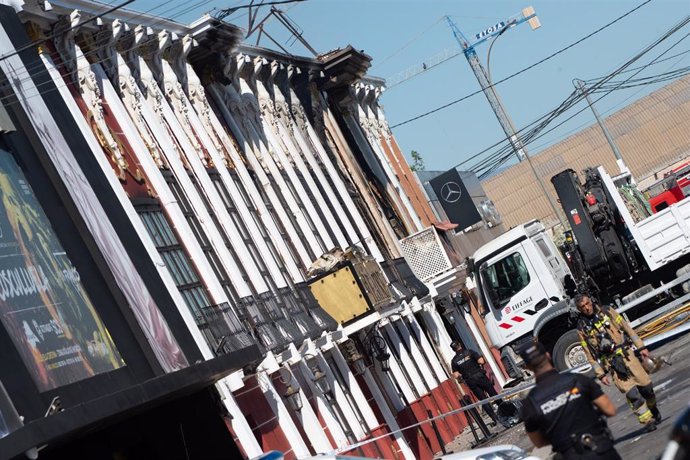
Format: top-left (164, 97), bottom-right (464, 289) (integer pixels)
top-left (138, 0), bottom-right (690, 173)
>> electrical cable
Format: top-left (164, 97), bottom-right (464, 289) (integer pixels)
top-left (0, 0), bottom-right (310, 105)
top-left (529, 58), bottom-right (685, 152)
top-left (468, 20), bottom-right (690, 178)
top-left (585, 49), bottom-right (690, 79)
top-left (389, 0), bottom-right (654, 129)
top-left (375, 17), bottom-right (443, 67)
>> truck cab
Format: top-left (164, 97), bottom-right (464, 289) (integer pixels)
top-left (470, 221), bottom-right (576, 376)
top-left (472, 221), bottom-right (571, 345)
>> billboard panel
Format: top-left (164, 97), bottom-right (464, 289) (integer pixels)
top-left (0, 150), bottom-right (123, 391)
top-left (429, 168), bottom-right (482, 229)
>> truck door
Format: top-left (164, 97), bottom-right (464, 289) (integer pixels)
top-left (479, 243), bottom-right (551, 342)
top-left (532, 235), bottom-right (569, 293)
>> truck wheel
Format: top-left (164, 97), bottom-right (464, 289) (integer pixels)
top-left (552, 329), bottom-right (592, 373)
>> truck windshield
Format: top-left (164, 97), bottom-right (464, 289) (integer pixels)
top-left (480, 252), bottom-right (531, 309)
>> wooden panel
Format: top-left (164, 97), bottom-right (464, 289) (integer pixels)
top-left (308, 265), bottom-right (370, 323)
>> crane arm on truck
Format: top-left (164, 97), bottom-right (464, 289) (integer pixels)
top-left (551, 167), bottom-right (642, 300)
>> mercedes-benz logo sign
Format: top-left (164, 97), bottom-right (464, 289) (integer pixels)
top-left (440, 181), bottom-right (462, 203)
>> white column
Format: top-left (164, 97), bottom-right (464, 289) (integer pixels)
top-left (297, 358), bottom-right (349, 448)
top-left (237, 71), bottom-right (324, 259)
top-left (39, 50), bottom-right (215, 361)
top-left (394, 311), bottom-right (438, 390)
top-left (405, 301), bottom-right (448, 383)
top-left (257, 371), bottom-right (311, 458)
top-left (280, 367), bottom-right (333, 453)
top-left (382, 321), bottom-right (428, 397)
top-left (308, 99), bottom-right (385, 261)
top-left (106, 48), bottom-right (250, 303)
top-left (373, 328), bottom-right (416, 405)
top-left (183, 72), bottom-right (304, 283)
top-left (275, 120), bottom-right (348, 250)
top-left (290, 89), bottom-right (359, 247)
top-left (464, 311), bottom-right (506, 387)
top-left (313, 352), bottom-right (366, 440)
top-left (340, 106), bottom-right (414, 240)
top-left (217, 380), bottom-right (264, 458)
top-left (419, 304), bottom-right (457, 366)
top-left (330, 345), bottom-right (379, 431)
top-left (358, 84), bottom-right (423, 232)
top-left (138, 57), bottom-right (268, 303)
top-left (201, 84), bottom-right (312, 274)
top-left (321, 103), bottom-right (401, 259)
top-left (159, 58), bottom-right (299, 287)
top-left (361, 369), bottom-right (416, 460)
top-left (212, 80), bottom-right (321, 267)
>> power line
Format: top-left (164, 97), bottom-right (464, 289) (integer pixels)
top-left (476, 27), bottom-right (690, 179)
top-left (375, 17), bottom-right (443, 68)
top-left (214, 0), bottom-right (307, 21)
top-left (471, 20), bottom-right (689, 176)
top-left (529, 56), bottom-right (688, 153)
top-left (449, 16), bottom-right (689, 178)
top-left (0, 0), bottom-right (192, 88)
top-left (389, 0), bottom-right (654, 129)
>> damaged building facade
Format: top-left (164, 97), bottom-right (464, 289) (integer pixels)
top-left (0, 1), bottom-right (508, 459)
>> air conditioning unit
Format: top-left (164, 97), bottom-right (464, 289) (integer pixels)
top-left (478, 199), bottom-right (502, 227)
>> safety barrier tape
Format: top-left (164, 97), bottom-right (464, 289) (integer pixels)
top-left (328, 364), bottom-right (589, 455)
top-left (331, 318), bottom-right (690, 456)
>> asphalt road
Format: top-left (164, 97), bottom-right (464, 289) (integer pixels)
top-left (450, 331), bottom-right (690, 459)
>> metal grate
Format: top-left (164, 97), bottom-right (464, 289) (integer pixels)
top-left (380, 258), bottom-right (430, 301)
top-left (238, 296), bottom-right (289, 352)
top-left (279, 286), bottom-right (322, 340)
top-left (259, 291), bottom-right (307, 348)
top-left (199, 303), bottom-right (257, 355)
top-left (349, 257), bottom-right (394, 310)
top-left (399, 227), bottom-right (453, 282)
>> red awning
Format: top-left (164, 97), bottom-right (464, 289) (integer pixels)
top-left (432, 221), bottom-right (458, 232)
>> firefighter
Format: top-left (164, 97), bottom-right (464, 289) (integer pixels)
top-left (575, 294), bottom-right (661, 430)
top-left (450, 341), bottom-right (500, 426)
top-left (520, 341), bottom-right (621, 460)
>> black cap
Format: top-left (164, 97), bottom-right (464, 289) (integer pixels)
top-left (518, 341), bottom-right (547, 367)
top-left (451, 341), bottom-right (463, 351)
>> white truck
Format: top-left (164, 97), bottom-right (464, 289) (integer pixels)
top-left (468, 166), bottom-right (690, 377)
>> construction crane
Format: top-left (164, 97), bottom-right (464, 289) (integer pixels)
top-left (447, 9), bottom-right (540, 161)
top-left (450, 8), bottom-right (563, 224)
top-left (386, 8), bottom-right (539, 88)
top-left (386, 8), bottom-right (540, 163)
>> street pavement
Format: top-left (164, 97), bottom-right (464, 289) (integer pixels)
top-left (442, 331), bottom-right (690, 459)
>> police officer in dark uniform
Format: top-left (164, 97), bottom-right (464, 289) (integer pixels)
top-left (450, 341), bottom-right (500, 426)
top-left (520, 341), bottom-right (621, 460)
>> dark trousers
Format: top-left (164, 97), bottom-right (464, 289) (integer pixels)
top-left (466, 377), bottom-right (500, 421)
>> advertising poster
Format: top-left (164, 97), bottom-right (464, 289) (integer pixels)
top-left (0, 149), bottom-right (124, 391)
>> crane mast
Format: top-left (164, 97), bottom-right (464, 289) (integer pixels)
top-left (445, 12), bottom-right (538, 162)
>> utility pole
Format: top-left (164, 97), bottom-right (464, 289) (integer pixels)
top-left (574, 79), bottom-right (634, 182)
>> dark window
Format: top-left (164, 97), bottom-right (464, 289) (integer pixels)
top-left (137, 207), bottom-right (210, 322)
top-left (480, 252), bottom-right (531, 309)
